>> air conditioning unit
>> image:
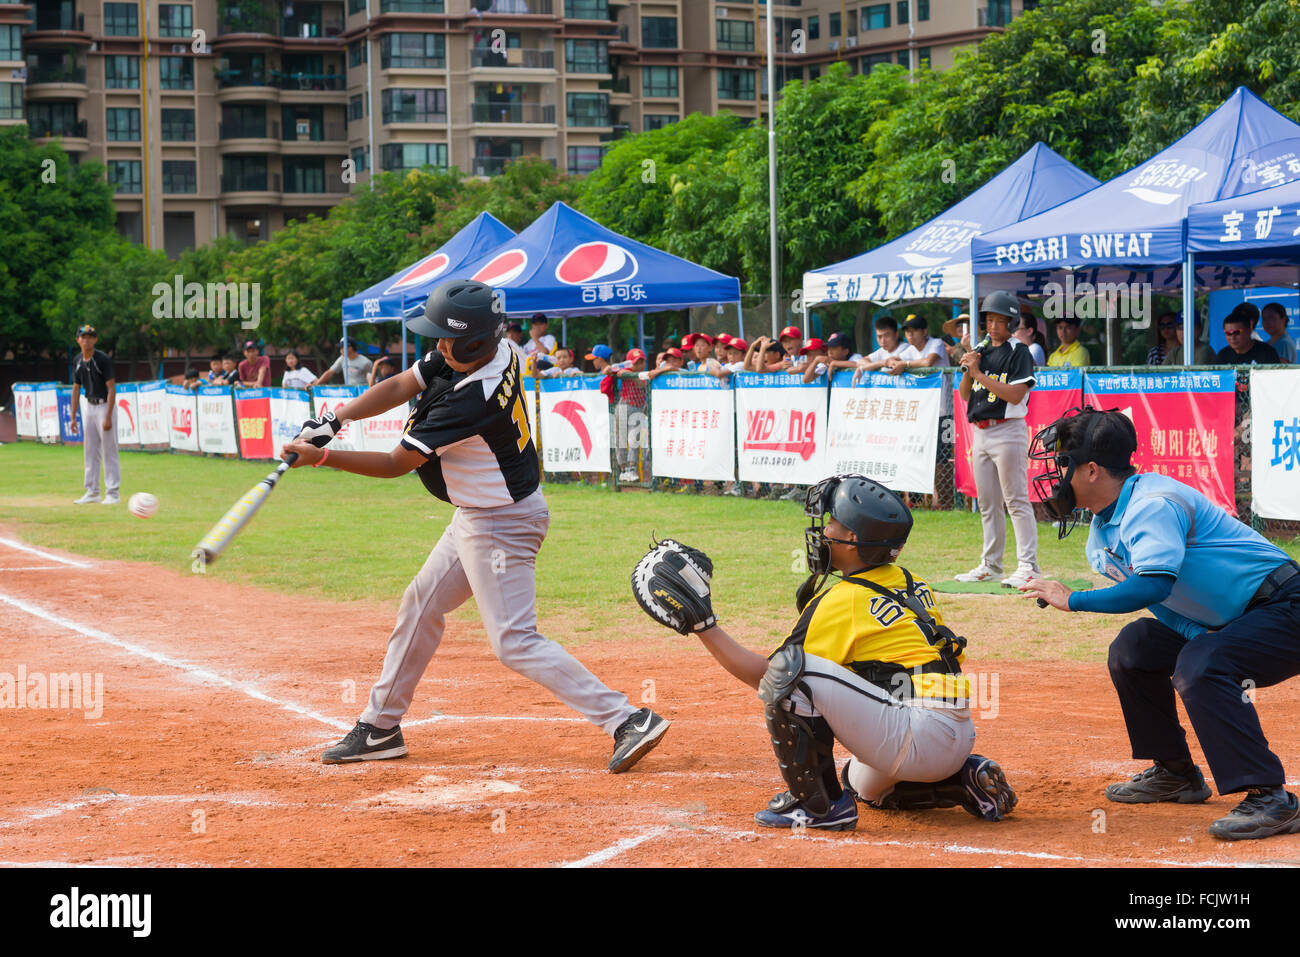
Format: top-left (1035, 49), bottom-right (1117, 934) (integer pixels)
top-left (845, 35), bottom-right (858, 48)
top-left (506, 47), bottom-right (523, 65)
top-left (717, 7), bottom-right (728, 17)
top-left (736, 56), bottom-right (749, 66)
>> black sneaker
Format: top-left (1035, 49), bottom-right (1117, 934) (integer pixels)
top-left (1209, 788), bottom-right (1300, 841)
top-left (608, 708), bottom-right (669, 773)
top-left (1105, 761), bottom-right (1211, 804)
top-left (321, 721), bottom-right (408, 765)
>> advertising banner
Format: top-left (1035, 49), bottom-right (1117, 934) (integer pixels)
top-left (270, 388), bottom-right (313, 458)
top-left (35, 383), bottom-right (61, 443)
top-left (649, 374), bottom-right (736, 481)
top-left (1250, 368), bottom-right (1300, 520)
top-left (234, 388), bottom-right (274, 459)
top-left (13, 383), bottom-right (38, 438)
top-left (311, 385), bottom-right (365, 452)
top-left (539, 377), bottom-right (609, 473)
top-left (1085, 369), bottom-right (1236, 514)
top-left (197, 386), bottom-right (239, 455)
top-left (114, 382), bottom-right (140, 447)
top-left (57, 387), bottom-right (82, 445)
top-left (362, 398), bottom-right (410, 452)
top-left (827, 371), bottom-right (941, 493)
top-left (733, 373), bottom-right (828, 485)
top-left (955, 368), bottom-right (1084, 500)
top-left (166, 384), bottom-right (199, 453)
top-left (136, 381), bottom-right (169, 446)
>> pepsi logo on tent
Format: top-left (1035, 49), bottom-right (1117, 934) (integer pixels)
top-left (555, 241), bottom-right (639, 285)
top-left (472, 249), bottom-right (529, 286)
top-left (384, 252), bottom-right (451, 293)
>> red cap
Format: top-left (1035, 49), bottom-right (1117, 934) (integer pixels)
top-left (799, 337), bottom-right (826, 355)
top-left (715, 332), bottom-right (733, 345)
top-left (664, 347), bottom-right (684, 359)
top-left (779, 325), bottom-right (802, 341)
top-left (682, 332), bottom-right (714, 349)
top-left (626, 348), bottom-right (646, 362)
top-left (729, 338), bottom-right (748, 352)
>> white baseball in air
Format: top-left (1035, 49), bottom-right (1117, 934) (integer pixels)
top-left (128, 492), bottom-right (158, 519)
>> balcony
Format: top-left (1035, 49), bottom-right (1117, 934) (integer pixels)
top-left (282, 18), bottom-right (344, 39)
top-left (471, 103), bottom-right (555, 125)
top-left (598, 76), bottom-right (629, 93)
top-left (379, 0), bottom-right (446, 10)
top-left (24, 63), bottom-right (88, 98)
top-left (471, 0), bottom-right (553, 14)
top-left (978, 3), bottom-right (1014, 27)
top-left (28, 117), bottom-right (87, 138)
top-left (282, 120), bottom-right (347, 152)
top-left (218, 119), bottom-right (279, 152)
top-left (599, 122), bottom-right (629, 143)
top-left (218, 4), bottom-right (279, 36)
top-left (472, 156), bottom-right (516, 177)
top-left (221, 171), bottom-right (282, 203)
top-left (26, 9), bottom-right (92, 45)
top-left (275, 69), bottom-right (346, 94)
top-left (470, 48), bottom-right (554, 70)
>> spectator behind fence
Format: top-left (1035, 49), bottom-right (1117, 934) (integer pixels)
top-left (313, 339), bottom-right (372, 387)
top-left (799, 338), bottom-right (830, 382)
top-left (367, 354), bottom-right (398, 387)
top-left (823, 332), bottom-right (862, 373)
top-left (586, 343), bottom-right (613, 375)
top-left (1217, 312), bottom-right (1280, 365)
top-left (1232, 302), bottom-right (1264, 342)
top-left (525, 314), bottom-right (557, 358)
top-left (1261, 302), bottom-right (1296, 363)
top-left (713, 333), bottom-right (732, 364)
top-left (1147, 312), bottom-right (1180, 366)
top-left (888, 315), bottom-right (951, 375)
top-left (942, 313), bottom-right (974, 365)
top-left (1048, 316), bottom-right (1090, 368)
top-left (684, 332), bottom-right (720, 374)
top-left (183, 367), bottom-right (202, 391)
top-left (213, 354), bottom-right (241, 385)
top-left (205, 356), bottom-right (224, 384)
top-left (643, 347), bottom-right (684, 381)
top-left (1176, 314), bottom-right (1216, 365)
top-left (238, 340), bottom-right (271, 388)
top-left (715, 337), bottom-right (748, 380)
top-left (539, 346), bottom-right (581, 378)
top-left (1012, 310), bottom-right (1048, 366)
top-left (281, 350), bottom-right (314, 389)
top-left (611, 348), bottom-right (648, 482)
top-left (855, 316), bottom-right (910, 376)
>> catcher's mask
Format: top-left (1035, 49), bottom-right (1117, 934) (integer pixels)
top-left (1030, 406), bottom-right (1137, 538)
top-left (797, 475), bottom-right (913, 611)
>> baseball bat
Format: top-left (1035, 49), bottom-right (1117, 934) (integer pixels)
top-left (191, 453), bottom-right (297, 571)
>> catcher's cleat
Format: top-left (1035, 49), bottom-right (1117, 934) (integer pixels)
top-left (957, 755), bottom-right (1017, 821)
top-left (321, 721), bottom-right (408, 764)
top-left (608, 708), bottom-right (670, 773)
top-left (1208, 787), bottom-right (1300, 841)
top-left (755, 789), bottom-right (858, 831)
top-left (1105, 761), bottom-right (1212, 804)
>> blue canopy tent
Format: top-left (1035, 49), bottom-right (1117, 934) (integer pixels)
top-left (972, 87), bottom-right (1300, 362)
top-left (802, 142), bottom-right (1099, 310)
top-left (436, 201), bottom-right (742, 350)
top-left (1188, 177), bottom-right (1300, 275)
top-left (337, 211), bottom-right (516, 382)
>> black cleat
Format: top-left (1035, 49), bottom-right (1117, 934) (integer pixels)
top-left (1209, 788), bottom-right (1300, 841)
top-left (1106, 761), bottom-right (1211, 804)
top-left (957, 755), bottom-right (1017, 821)
top-left (321, 721), bottom-right (408, 765)
top-left (608, 708), bottom-right (669, 773)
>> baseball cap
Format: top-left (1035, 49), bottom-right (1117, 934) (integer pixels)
top-left (779, 325), bottom-right (802, 341)
top-left (664, 347), bottom-right (683, 359)
top-left (586, 344), bottom-right (613, 361)
top-left (715, 333), bottom-right (733, 345)
top-left (626, 348), bottom-right (646, 362)
top-left (506, 321), bottom-right (523, 332)
top-left (728, 337), bottom-right (748, 352)
top-left (76, 324), bottom-right (96, 337)
top-left (243, 340), bottom-right (259, 350)
top-left (901, 315), bottom-right (928, 332)
top-left (825, 332), bottom-right (853, 351)
top-left (682, 332), bottom-right (714, 349)
top-left (799, 337), bottom-right (826, 354)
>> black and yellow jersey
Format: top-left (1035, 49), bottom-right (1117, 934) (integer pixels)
top-left (773, 564), bottom-right (970, 701)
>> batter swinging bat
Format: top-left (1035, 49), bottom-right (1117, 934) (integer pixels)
top-left (191, 453), bottom-right (297, 571)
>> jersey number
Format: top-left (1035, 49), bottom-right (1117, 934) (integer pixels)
top-left (511, 394), bottom-right (531, 452)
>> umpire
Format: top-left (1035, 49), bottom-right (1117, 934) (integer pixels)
top-left (1024, 408), bottom-right (1300, 840)
top-left (68, 324), bottom-right (121, 506)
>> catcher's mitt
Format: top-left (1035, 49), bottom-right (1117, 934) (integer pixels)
top-left (631, 537), bottom-right (717, 635)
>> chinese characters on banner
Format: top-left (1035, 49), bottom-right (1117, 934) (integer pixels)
top-left (113, 382), bottom-right (140, 447)
top-left (733, 373), bottom-right (828, 485)
top-left (310, 385), bottom-right (364, 453)
top-left (270, 388), bottom-right (313, 458)
top-left (649, 375), bottom-right (736, 481)
top-left (13, 383), bottom-right (38, 438)
top-left (827, 370), bottom-right (942, 494)
top-left (1085, 369), bottom-right (1236, 514)
top-left (197, 386), bottom-right (239, 455)
top-left (235, 388), bottom-right (275, 458)
top-left (954, 368), bottom-right (1083, 501)
top-left (136, 381), bottom-right (169, 446)
top-left (1249, 368), bottom-right (1300, 521)
top-left (539, 376), bottom-right (610, 474)
top-left (165, 383), bottom-right (199, 453)
top-left (57, 387), bottom-right (82, 445)
top-left (33, 383), bottom-right (60, 444)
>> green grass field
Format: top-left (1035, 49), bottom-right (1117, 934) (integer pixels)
top-left (3, 443), bottom-right (1295, 655)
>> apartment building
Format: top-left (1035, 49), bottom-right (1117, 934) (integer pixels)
top-left (1, 0), bottom-right (1033, 252)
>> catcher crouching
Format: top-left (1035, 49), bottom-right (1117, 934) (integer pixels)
top-left (632, 474), bottom-right (1017, 831)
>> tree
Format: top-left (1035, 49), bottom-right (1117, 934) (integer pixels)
top-left (0, 127), bottom-right (116, 356)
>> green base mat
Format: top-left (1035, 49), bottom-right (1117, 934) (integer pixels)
top-left (933, 577), bottom-right (1093, 595)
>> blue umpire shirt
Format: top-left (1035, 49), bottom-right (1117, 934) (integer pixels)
top-left (1084, 472), bottom-right (1292, 638)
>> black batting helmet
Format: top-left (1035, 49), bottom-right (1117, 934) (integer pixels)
top-left (406, 279), bottom-right (504, 364)
top-left (978, 290), bottom-right (1021, 331)
top-left (804, 474), bottom-right (913, 572)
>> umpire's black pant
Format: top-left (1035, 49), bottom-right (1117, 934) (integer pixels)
top-left (1107, 576), bottom-right (1300, 795)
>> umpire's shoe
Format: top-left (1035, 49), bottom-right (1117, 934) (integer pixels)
top-left (1209, 787), bottom-right (1300, 841)
top-left (321, 721), bottom-right (407, 764)
top-left (608, 708), bottom-right (670, 773)
top-left (1105, 761), bottom-right (1211, 804)
top-left (755, 790), bottom-right (858, 831)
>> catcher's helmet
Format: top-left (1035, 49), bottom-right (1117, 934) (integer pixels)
top-left (804, 474), bottom-right (914, 572)
top-left (405, 279), bottom-right (504, 364)
top-left (978, 290), bottom-right (1021, 331)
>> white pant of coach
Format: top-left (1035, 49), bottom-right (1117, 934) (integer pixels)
top-left (81, 401), bottom-right (121, 499)
top-left (362, 489), bottom-right (635, 734)
top-left (786, 652), bottom-right (976, 804)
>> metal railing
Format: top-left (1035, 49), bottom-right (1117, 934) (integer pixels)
top-left (28, 118), bottom-right (87, 137)
top-left (471, 103), bottom-right (555, 124)
top-left (26, 64), bottom-right (86, 84)
top-left (221, 172), bottom-right (280, 192)
top-left (219, 120), bottom-right (272, 139)
top-left (283, 121), bottom-right (346, 141)
top-left (470, 48), bottom-right (554, 69)
top-left (380, 0), bottom-right (446, 11)
top-left (598, 75), bottom-right (630, 93)
top-left (472, 156), bottom-right (521, 176)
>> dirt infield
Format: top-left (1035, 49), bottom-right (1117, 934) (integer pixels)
top-left (3, 530), bottom-right (1300, 868)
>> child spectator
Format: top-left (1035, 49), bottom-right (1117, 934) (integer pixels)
top-left (205, 357), bottom-right (224, 384)
top-left (282, 350), bottom-right (314, 389)
top-left (799, 337), bottom-right (830, 382)
top-left (540, 346), bottom-right (581, 377)
top-left (367, 355), bottom-right (398, 386)
top-left (183, 367), bottom-right (202, 391)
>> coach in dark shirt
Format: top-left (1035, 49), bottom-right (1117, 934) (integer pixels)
top-left (69, 324), bottom-right (121, 505)
top-left (1217, 313), bottom-right (1280, 365)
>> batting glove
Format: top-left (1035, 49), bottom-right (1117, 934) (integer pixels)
top-left (297, 410), bottom-right (343, 448)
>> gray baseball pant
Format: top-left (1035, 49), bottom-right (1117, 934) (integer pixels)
top-left (786, 653), bottom-right (975, 803)
top-left (361, 489), bottom-right (636, 735)
top-left (81, 401), bottom-right (121, 498)
top-left (970, 418), bottom-right (1040, 575)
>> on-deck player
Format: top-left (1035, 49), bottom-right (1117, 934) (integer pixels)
top-left (1023, 408), bottom-right (1300, 840)
top-left (281, 279), bottom-right (669, 772)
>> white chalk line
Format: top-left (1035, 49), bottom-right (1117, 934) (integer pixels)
top-left (560, 826), bottom-right (675, 868)
top-left (0, 790), bottom-right (338, 831)
top-left (0, 537), bottom-right (92, 568)
top-left (0, 565), bottom-right (69, 572)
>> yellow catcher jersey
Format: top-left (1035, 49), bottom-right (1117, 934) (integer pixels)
top-left (773, 564), bottom-right (971, 701)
